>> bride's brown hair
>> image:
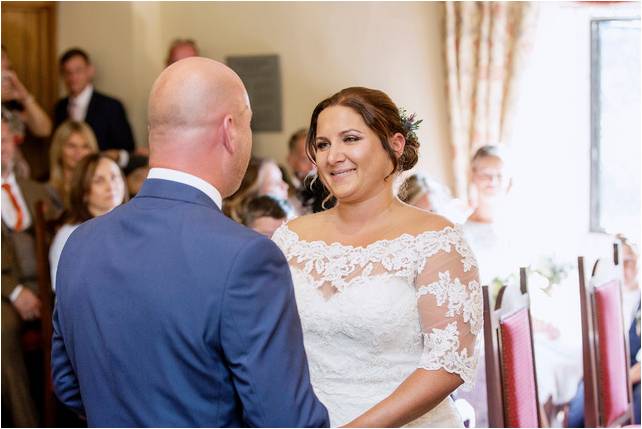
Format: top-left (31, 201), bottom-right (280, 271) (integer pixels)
top-left (305, 87), bottom-right (420, 178)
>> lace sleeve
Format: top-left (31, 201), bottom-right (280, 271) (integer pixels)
top-left (414, 226), bottom-right (482, 389)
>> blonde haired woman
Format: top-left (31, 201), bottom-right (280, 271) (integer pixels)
top-left (47, 120), bottom-right (99, 211)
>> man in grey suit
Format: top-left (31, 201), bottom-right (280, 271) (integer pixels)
top-left (52, 58), bottom-right (329, 427)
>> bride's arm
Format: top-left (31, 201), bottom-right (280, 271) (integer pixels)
top-left (342, 369), bottom-right (462, 427)
top-left (345, 227), bottom-right (481, 427)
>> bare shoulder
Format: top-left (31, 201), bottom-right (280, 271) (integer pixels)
top-left (285, 210), bottom-right (332, 241)
top-left (397, 204), bottom-right (454, 235)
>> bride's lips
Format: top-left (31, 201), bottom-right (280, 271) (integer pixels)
top-left (329, 168), bottom-right (356, 181)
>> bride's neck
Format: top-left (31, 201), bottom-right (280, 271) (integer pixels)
top-left (333, 184), bottom-right (396, 230)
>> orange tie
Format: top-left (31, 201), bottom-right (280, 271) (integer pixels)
top-left (2, 183), bottom-right (24, 231)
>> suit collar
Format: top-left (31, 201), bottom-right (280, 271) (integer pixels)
top-left (135, 178), bottom-right (221, 212)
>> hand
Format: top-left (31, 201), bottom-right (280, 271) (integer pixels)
top-left (13, 288), bottom-right (42, 321)
top-left (102, 149), bottom-right (121, 162)
top-left (1, 70), bottom-right (30, 103)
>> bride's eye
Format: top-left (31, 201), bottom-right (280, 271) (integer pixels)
top-left (343, 135), bottom-right (361, 143)
top-left (316, 141), bottom-right (330, 151)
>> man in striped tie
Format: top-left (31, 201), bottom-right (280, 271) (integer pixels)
top-left (1, 107), bottom-right (55, 427)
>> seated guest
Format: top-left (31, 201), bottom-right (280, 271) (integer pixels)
top-left (165, 38), bottom-right (199, 66)
top-left (47, 120), bottom-right (99, 211)
top-left (53, 48), bottom-right (136, 169)
top-left (242, 195), bottom-right (288, 238)
top-left (1, 108), bottom-right (56, 427)
top-left (286, 128), bottom-right (314, 189)
top-left (223, 157), bottom-right (261, 222)
top-left (49, 154), bottom-right (127, 291)
top-left (257, 157), bottom-right (290, 201)
top-left (398, 173), bottom-right (468, 222)
top-left (224, 157), bottom-right (295, 222)
top-left (618, 233), bottom-right (641, 328)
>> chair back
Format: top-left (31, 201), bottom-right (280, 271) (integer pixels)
top-left (484, 268), bottom-right (541, 428)
top-left (33, 199), bottom-right (58, 427)
top-left (578, 244), bottom-right (634, 427)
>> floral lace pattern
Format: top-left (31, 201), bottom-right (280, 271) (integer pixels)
top-left (417, 271), bottom-right (483, 335)
top-left (272, 223), bottom-right (481, 426)
top-left (274, 224), bottom-right (477, 291)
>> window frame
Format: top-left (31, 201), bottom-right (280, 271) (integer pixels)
top-left (589, 17), bottom-right (641, 233)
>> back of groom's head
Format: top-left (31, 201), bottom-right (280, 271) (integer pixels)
top-left (147, 57), bottom-right (253, 197)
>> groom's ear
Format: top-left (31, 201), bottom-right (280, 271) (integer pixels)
top-left (221, 113), bottom-right (236, 155)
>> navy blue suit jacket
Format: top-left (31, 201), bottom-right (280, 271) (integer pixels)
top-left (51, 178), bottom-right (329, 427)
top-left (53, 90), bottom-right (135, 153)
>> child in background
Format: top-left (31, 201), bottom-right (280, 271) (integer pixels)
top-left (242, 195), bottom-right (288, 238)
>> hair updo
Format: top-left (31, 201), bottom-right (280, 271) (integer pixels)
top-left (305, 87), bottom-right (420, 177)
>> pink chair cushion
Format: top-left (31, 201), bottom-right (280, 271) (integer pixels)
top-left (500, 307), bottom-right (539, 428)
top-left (594, 279), bottom-right (629, 427)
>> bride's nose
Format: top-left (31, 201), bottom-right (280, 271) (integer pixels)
top-left (326, 142), bottom-right (346, 165)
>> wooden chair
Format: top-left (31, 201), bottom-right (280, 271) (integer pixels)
top-left (577, 243), bottom-right (635, 427)
top-left (484, 268), bottom-right (542, 428)
top-left (33, 199), bottom-right (59, 427)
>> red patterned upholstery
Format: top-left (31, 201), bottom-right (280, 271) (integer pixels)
top-left (499, 308), bottom-right (539, 428)
top-left (594, 279), bottom-right (629, 427)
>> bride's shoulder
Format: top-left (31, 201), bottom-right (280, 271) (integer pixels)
top-left (283, 211), bottom-right (331, 240)
top-left (398, 204), bottom-right (455, 236)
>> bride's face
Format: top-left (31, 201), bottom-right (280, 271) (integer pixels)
top-left (314, 105), bottom-right (395, 203)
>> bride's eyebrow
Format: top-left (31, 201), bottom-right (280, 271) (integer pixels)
top-left (339, 129), bottom-right (363, 136)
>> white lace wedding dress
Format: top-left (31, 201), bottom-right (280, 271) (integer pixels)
top-left (272, 223), bottom-right (482, 427)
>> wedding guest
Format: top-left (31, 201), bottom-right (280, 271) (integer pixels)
top-left (618, 234), bottom-right (641, 328)
top-left (165, 38), bottom-right (199, 66)
top-left (53, 48), bottom-right (137, 168)
top-left (224, 157), bottom-right (294, 222)
top-left (1, 108), bottom-right (54, 427)
top-left (2, 45), bottom-right (52, 137)
top-left (49, 154), bottom-right (127, 291)
top-left (223, 156), bottom-right (261, 222)
top-left (47, 120), bottom-right (99, 211)
top-left (242, 195), bottom-right (288, 238)
top-left (398, 173), bottom-right (468, 222)
top-left (2, 45), bottom-right (54, 179)
top-left (257, 157), bottom-right (289, 201)
top-left (286, 128), bottom-right (315, 189)
top-left (273, 86), bottom-right (481, 427)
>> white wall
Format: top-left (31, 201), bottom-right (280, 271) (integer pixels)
top-left (57, 2), bottom-right (454, 188)
top-left (507, 1), bottom-right (640, 263)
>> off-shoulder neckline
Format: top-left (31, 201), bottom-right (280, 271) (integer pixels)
top-left (276, 222), bottom-right (461, 251)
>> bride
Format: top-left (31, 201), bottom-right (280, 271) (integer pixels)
top-left (272, 87), bottom-right (482, 427)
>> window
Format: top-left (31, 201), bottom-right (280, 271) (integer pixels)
top-left (590, 18), bottom-right (641, 238)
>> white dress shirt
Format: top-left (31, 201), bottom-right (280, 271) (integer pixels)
top-left (68, 84), bottom-right (93, 121)
top-left (1, 172), bottom-right (32, 231)
top-left (147, 168), bottom-right (222, 209)
top-left (1, 172), bottom-right (33, 301)
top-left (49, 223), bottom-right (80, 292)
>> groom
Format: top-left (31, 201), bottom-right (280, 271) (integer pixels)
top-left (51, 58), bottom-right (329, 427)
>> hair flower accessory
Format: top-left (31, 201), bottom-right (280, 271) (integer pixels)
top-left (399, 108), bottom-right (423, 141)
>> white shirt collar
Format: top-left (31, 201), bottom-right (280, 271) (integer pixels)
top-left (1, 171), bottom-right (17, 187)
top-left (71, 84), bottom-right (94, 108)
top-left (147, 168), bottom-right (223, 209)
